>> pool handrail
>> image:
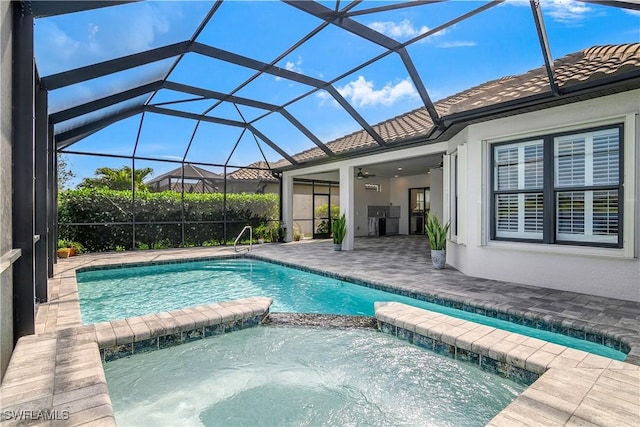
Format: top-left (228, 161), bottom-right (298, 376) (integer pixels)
top-left (234, 226), bottom-right (252, 252)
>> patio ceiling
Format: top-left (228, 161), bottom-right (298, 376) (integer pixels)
top-left (36, 0), bottom-right (640, 174)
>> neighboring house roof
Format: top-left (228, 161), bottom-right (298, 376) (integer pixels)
top-left (165, 182), bottom-right (219, 193)
top-left (272, 42), bottom-right (640, 169)
top-left (146, 163), bottom-right (224, 185)
top-left (227, 161), bottom-right (279, 183)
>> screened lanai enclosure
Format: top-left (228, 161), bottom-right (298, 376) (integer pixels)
top-left (17, 0), bottom-right (638, 256)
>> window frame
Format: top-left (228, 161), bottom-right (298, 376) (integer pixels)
top-left (490, 123), bottom-right (624, 248)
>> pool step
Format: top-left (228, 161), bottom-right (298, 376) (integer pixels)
top-left (375, 301), bottom-right (640, 427)
top-left (90, 296), bottom-right (273, 362)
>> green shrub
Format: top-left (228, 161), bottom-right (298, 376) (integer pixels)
top-left (58, 189), bottom-right (279, 252)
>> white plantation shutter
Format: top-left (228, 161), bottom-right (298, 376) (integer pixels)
top-left (556, 191), bottom-right (585, 236)
top-left (555, 137), bottom-right (585, 187)
top-left (524, 144), bottom-right (544, 189)
top-left (554, 128), bottom-right (619, 244)
top-left (496, 194), bottom-right (518, 232)
top-left (524, 193), bottom-right (543, 233)
top-left (592, 132), bottom-right (619, 186)
top-left (494, 140), bottom-right (543, 239)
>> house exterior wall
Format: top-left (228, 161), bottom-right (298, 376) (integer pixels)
top-left (447, 90), bottom-right (640, 302)
top-left (354, 176), bottom-right (390, 237)
top-left (389, 174), bottom-right (430, 235)
top-left (0, 0), bottom-right (13, 381)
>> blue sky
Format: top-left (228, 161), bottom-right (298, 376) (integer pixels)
top-left (34, 1), bottom-right (640, 187)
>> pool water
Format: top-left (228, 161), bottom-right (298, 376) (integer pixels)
top-left (77, 258), bottom-right (626, 360)
top-left (104, 327), bottom-right (525, 427)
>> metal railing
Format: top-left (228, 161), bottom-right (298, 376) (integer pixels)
top-left (233, 225), bottom-right (252, 253)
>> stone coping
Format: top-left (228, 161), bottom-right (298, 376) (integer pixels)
top-left (375, 301), bottom-right (640, 426)
top-left (0, 333), bottom-right (114, 427)
top-left (94, 297), bottom-right (272, 362)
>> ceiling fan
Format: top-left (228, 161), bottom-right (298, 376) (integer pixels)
top-left (356, 168), bottom-right (376, 180)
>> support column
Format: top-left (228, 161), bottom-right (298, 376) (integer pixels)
top-left (11, 1), bottom-right (35, 340)
top-left (34, 82), bottom-right (48, 301)
top-left (281, 173), bottom-right (294, 242)
top-left (50, 127), bottom-right (58, 272)
top-left (47, 124), bottom-right (55, 277)
top-left (339, 165), bottom-right (354, 250)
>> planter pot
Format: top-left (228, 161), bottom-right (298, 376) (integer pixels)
top-left (57, 249), bottom-right (70, 259)
top-left (333, 243), bottom-right (342, 251)
top-left (431, 249), bottom-right (446, 269)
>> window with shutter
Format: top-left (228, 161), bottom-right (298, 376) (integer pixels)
top-left (554, 128), bottom-right (620, 244)
top-left (493, 140), bottom-right (543, 240)
top-left (491, 125), bottom-right (622, 247)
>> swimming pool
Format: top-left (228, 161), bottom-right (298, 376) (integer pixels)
top-left (77, 257), bottom-right (626, 360)
top-left (104, 326), bottom-right (525, 426)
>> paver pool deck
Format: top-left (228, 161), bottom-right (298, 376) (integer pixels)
top-left (1, 235), bottom-right (638, 426)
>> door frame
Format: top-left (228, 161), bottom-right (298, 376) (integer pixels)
top-left (408, 187), bottom-right (430, 235)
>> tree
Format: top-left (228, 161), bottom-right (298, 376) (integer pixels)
top-left (57, 154), bottom-right (75, 191)
top-left (78, 166), bottom-right (154, 191)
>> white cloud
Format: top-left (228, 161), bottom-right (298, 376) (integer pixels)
top-left (36, 21), bottom-right (81, 62)
top-left (318, 76), bottom-right (419, 108)
top-left (544, 0), bottom-right (592, 23)
top-left (436, 41), bottom-right (477, 48)
top-left (35, 2), bottom-right (177, 75)
top-left (368, 19), bottom-right (430, 39)
top-left (503, 0), bottom-right (592, 24)
top-left (276, 56), bottom-right (303, 82)
top-left (285, 56), bottom-right (303, 73)
top-left (111, 3), bottom-right (171, 53)
top-left (624, 9), bottom-right (640, 17)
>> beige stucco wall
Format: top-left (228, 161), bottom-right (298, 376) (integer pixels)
top-left (447, 90), bottom-right (640, 302)
top-left (0, 0), bottom-right (13, 382)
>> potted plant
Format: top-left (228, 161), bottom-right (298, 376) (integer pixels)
top-left (58, 239), bottom-right (71, 258)
top-left (254, 225), bottom-right (267, 244)
top-left (425, 212), bottom-right (450, 269)
top-left (293, 224), bottom-right (302, 242)
top-left (57, 247), bottom-right (70, 258)
top-left (331, 213), bottom-right (347, 251)
top-left (277, 224), bottom-right (287, 243)
top-left (69, 241), bottom-right (85, 256)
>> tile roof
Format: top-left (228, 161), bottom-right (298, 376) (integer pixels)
top-left (227, 161), bottom-right (279, 182)
top-left (147, 163), bottom-right (223, 184)
top-left (271, 43), bottom-right (639, 169)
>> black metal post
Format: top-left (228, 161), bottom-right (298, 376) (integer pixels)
top-left (12, 1), bottom-right (36, 340)
top-left (181, 163), bottom-right (186, 246)
top-left (223, 166), bottom-right (227, 244)
top-left (34, 81), bottom-right (48, 302)
top-left (47, 123), bottom-right (56, 276)
top-left (132, 157), bottom-right (136, 250)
